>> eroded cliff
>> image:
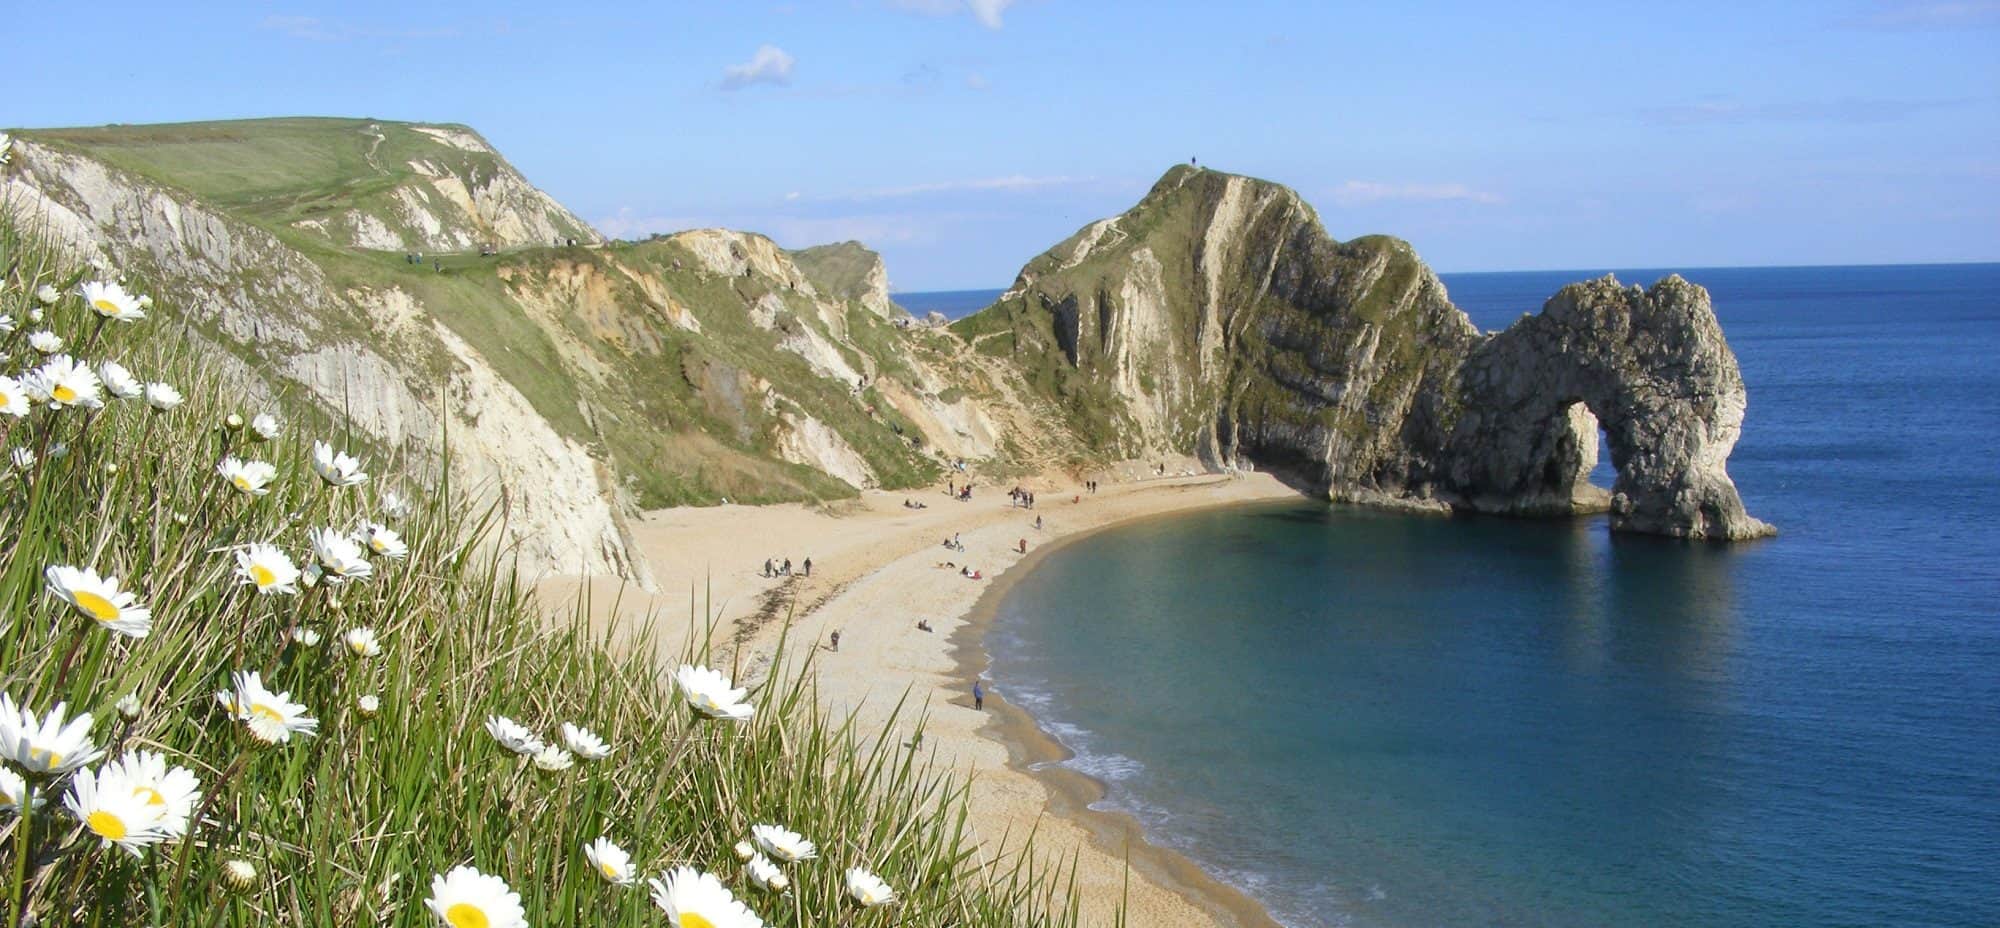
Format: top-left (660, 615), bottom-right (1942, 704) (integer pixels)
top-left (970, 165), bottom-right (1771, 540)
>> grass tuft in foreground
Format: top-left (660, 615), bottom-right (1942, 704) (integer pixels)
top-left (0, 202), bottom-right (1084, 926)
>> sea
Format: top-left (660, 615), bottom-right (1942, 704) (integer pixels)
top-left (980, 264), bottom-right (2000, 928)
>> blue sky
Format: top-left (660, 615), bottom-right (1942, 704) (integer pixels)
top-left (6, 1), bottom-right (1997, 289)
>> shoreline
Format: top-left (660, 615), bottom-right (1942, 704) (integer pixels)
top-left (541, 468), bottom-right (1300, 927)
top-left (944, 497), bottom-right (1294, 928)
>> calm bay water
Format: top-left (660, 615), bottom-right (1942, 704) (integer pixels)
top-left (986, 263), bottom-right (2000, 928)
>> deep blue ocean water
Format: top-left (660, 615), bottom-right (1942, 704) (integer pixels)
top-left (986, 264), bottom-right (2000, 928)
top-left (894, 288), bottom-right (1003, 319)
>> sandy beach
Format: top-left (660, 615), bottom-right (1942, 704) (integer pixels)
top-left (541, 464), bottom-right (1297, 926)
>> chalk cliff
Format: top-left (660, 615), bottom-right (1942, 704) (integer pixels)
top-left (970, 166), bottom-right (1771, 539)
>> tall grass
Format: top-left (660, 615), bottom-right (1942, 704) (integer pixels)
top-left (0, 205), bottom-right (1084, 925)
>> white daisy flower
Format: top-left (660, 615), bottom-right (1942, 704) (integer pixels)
top-left (732, 840), bottom-right (756, 862)
top-left (218, 457), bottom-right (278, 497)
top-left (341, 627), bottom-right (381, 658)
top-left (249, 413), bottom-right (281, 441)
top-left (559, 722), bottom-right (611, 760)
top-left (0, 376), bottom-right (31, 418)
top-left (381, 490), bottom-right (412, 519)
top-left (1, 766), bottom-right (44, 814)
top-left (745, 854), bottom-right (789, 893)
top-left (97, 360), bottom-right (143, 400)
top-left (309, 527), bottom-right (373, 584)
top-left (750, 824), bottom-right (816, 863)
top-left (289, 626), bottom-right (323, 648)
top-left (80, 280), bottom-right (146, 323)
top-left (27, 330), bottom-right (63, 354)
top-left (583, 836), bottom-right (637, 885)
top-left (0, 314), bottom-right (13, 335)
top-left (35, 283), bottom-right (61, 305)
top-left (214, 671), bottom-right (318, 745)
top-left (0, 695), bottom-right (102, 776)
top-left (27, 308), bottom-right (42, 323)
top-left (311, 441), bottom-right (368, 487)
top-left (355, 694), bottom-right (381, 718)
top-left (234, 543), bottom-right (300, 596)
top-left (144, 381), bottom-right (184, 411)
top-left (64, 765), bottom-right (168, 856)
top-left (844, 867), bottom-right (895, 907)
top-left (531, 744), bottom-right (574, 772)
top-left (648, 866), bottom-right (766, 928)
top-left (424, 866), bottom-right (528, 928)
top-left (99, 750), bottom-right (201, 838)
top-left (115, 694), bottom-right (142, 719)
top-left (45, 564), bottom-right (152, 638)
top-left (24, 354), bottom-right (102, 408)
top-left (675, 665), bottom-right (755, 722)
top-left (483, 715), bottom-right (545, 756)
top-left (355, 522), bottom-right (408, 560)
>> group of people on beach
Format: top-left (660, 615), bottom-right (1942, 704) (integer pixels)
top-left (761, 556), bottom-right (812, 578)
top-left (947, 477), bottom-right (975, 501)
top-left (1008, 486), bottom-right (1037, 509)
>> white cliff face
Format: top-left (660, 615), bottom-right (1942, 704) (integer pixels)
top-left (4, 138), bottom-right (651, 583)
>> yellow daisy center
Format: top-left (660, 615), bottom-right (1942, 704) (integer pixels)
top-left (87, 810), bottom-right (128, 840)
top-left (249, 702), bottom-right (286, 723)
top-left (52, 384), bottom-right (78, 403)
top-left (251, 564), bottom-right (276, 587)
top-left (93, 299), bottom-right (121, 316)
top-left (682, 914), bottom-right (717, 928)
top-left (233, 475), bottom-right (254, 491)
top-left (599, 861), bottom-right (620, 879)
top-left (135, 786), bottom-right (166, 806)
top-left (370, 538), bottom-right (387, 553)
top-left (73, 590), bottom-right (122, 623)
top-left (444, 903), bottom-right (489, 928)
top-left (28, 747), bottom-right (61, 769)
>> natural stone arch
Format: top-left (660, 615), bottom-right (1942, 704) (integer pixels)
top-left (1444, 275), bottom-right (1773, 540)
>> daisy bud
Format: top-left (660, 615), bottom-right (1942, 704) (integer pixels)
top-left (356, 694), bottom-right (380, 718)
top-left (27, 308), bottom-right (44, 323)
top-left (221, 858), bottom-right (258, 893)
top-left (115, 694), bottom-right (141, 719)
top-left (733, 840), bottom-right (756, 861)
top-left (35, 284), bottom-right (60, 305)
top-left (225, 413), bottom-right (244, 430)
top-left (173, 512), bottom-right (191, 526)
top-left (102, 462), bottom-right (118, 475)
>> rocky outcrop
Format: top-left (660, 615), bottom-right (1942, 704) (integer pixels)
top-left (1446, 275), bottom-right (1771, 539)
top-left (789, 241), bottom-right (906, 320)
top-left (983, 166), bottom-right (1771, 540)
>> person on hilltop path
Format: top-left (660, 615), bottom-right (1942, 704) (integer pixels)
top-left (763, 558), bottom-right (773, 578)
top-left (972, 680), bottom-right (985, 711)
top-left (803, 557), bottom-right (812, 577)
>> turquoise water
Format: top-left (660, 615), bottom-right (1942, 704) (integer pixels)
top-left (986, 264), bottom-right (2000, 927)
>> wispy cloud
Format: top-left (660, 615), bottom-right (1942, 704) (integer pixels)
top-left (1842, 0), bottom-right (2000, 29)
top-left (720, 44), bottom-right (796, 91)
top-left (835, 175), bottom-right (1087, 201)
top-left (1328, 181), bottom-right (1503, 207)
top-left (889, 0), bottom-right (1019, 30)
top-left (1639, 97), bottom-right (1968, 125)
top-left (257, 14), bottom-right (467, 41)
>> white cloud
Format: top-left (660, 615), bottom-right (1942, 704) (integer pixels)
top-left (835, 175), bottom-right (1086, 201)
top-left (1329, 181), bottom-right (1503, 207)
top-left (890, 0), bottom-right (1019, 30)
top-left (720, 44), bottom-right (796, 91)
top-left (1845, 0), bottom-right (2000, 29)
top-left (1640, 97), bottom-right (1965, 126)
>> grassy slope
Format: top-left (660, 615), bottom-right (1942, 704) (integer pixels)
top-left (0, 209), bottom-right (1079, 928)
top-left (18, 118), bottom-right (941, 508)
top-left (23, 117), bottom-right (593, 249)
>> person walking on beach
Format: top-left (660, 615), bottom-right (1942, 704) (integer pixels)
top-left (763, 558), bottom-right (773, 578)
top-left (781, 558), bottom-right (792, 576)
top-left (1019, 538), bottom-right (1028, 554)
top-left (972, 679), bottom-right (984, 711)
top-left (829, 629), bottom-right (840, 652)
top-left (803, 557), bottom-right (812, 577)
